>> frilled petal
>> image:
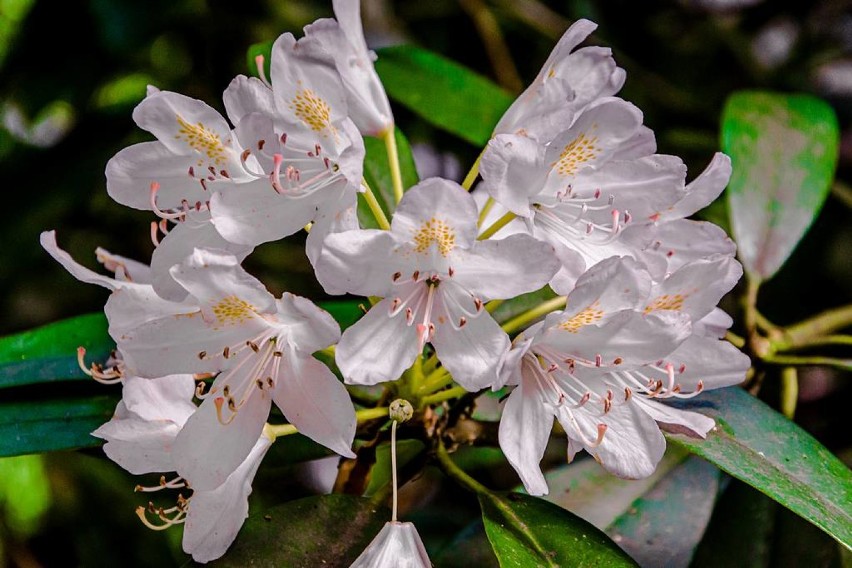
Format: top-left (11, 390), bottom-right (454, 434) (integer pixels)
top-left (92, 401), bottom-right (180, 475)
top-left (182, 434), bottom-right (273, 564)
top-left (480, 134), bottom-right (548, 217)
top-left (391, 178), bottom-right (479, 250)
top-left (315, 229), bottom-right (404, 297)
top-left (41, 230), bottom-right (143, 292)
top-left (449, 234), bottom-right (559, 300)
top-left (223, 75), bottom-right (278, 126)
top-left (550, 256), bottom-right (651, 321)
top-left (276, 293), bottom-right (341, 353)
top-left (173, 371), bottom-right (273, 491)
top-left (105, 285), bottom-right (199, 345)
top-left (657, 335), bottom-right (750, 391)
top-left (272, 348), bottom-right (356, 458)
top-left (150, 212), bottom-right (253, 302)
top-left (336, 297), bottom-right (421, 385)
top-left (644, 254), bottom-right (742, 322)
top-left (430, 285), bottom-right (509, 390)
top-left (498, 376), bottom-right (553, 495)
top-left (121, 374), bottom-right (197, 425)
top-left (350, 521), bottom-right (431, 568)
top-left (663, 153), bottom-right (731, 221)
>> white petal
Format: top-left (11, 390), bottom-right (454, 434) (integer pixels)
top-left (223, 75), bottom-right (278, 126)
top-left (628, 219), bottom-right (737, 280)
top-left (41, 231), bottom-right (137, 292)
top-left (636, 398), bottom-right (716, 437)
top-left (645, 254), bottom-right (742, 322)
top-left (276, 293), bottom-right (341, 353)
top-left (498, 376), bottom-right (553, 496)
top-left (315, 229), bottom-right (405, 297)
top-left (305, 184), bottom-right (360, 269)
top-left (480, 134), bottom-right (548, 217)
top-left (657, 335), bottom-right (750, 391)
top-left (121, 374), bottom-right (197, 425)
top-left (336, 298), bottom-right (421, 385)
top-left (92, 401), bottom-right (179, 475)
top-left (555, 256), bottom-right (651, 320)
top-left (391, 178), bottom-right (479, 251)
top-left (183, 434), bottom-right (273, 564)
top-left (350, 521), bottom-right (432, 568)
top-left (694, 308), bottom-right (733, 339)
top-left (272, 349), bottom-right (356, 458)
top-left (663, 153), bottom-right (732, 220)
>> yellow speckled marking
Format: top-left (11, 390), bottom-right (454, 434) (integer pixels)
top-left (644, 294), bottom-right (686, 314)
top-left (289, 89), bottom-right (334, 134)
top-left (559, 302), bottom-right (605, 333)
top-left (211, 296), bottom-right (256, 327)
top-left (412, 218), bottom-right (456, 257)
top-left (175, 116), bottom-right (226, 165)
top-left (552, 132), bottom-right (599, 176)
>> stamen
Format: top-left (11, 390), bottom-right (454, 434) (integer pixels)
top-left (149, 182), bottom-right (186, 221)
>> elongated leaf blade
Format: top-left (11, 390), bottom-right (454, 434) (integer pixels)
top-left (666, 386), bottom-right (852, 549)
top-left (358, 127), bottom-right (419, 228)
top-left (375, 45), bottom-right (513, 146)
top-left (723, 91), bottom-right (839, 280)
top-left (210, 495), bottom-right (388, 567)
top-left (479, 491), bottom-right (637, 567)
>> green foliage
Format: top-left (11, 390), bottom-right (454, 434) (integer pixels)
top-left (358, 128), bottom-right (419, 228)
top-left (210, 495), bottom-right (388, 567)
top-left (666, 387), bottom-right (852, 549)
top-left (374, 45), bottom-right (514, 146)
top-left (723, 91), bottom-right (840, 281)
top-left (0, 455), bottom-right (51, 536)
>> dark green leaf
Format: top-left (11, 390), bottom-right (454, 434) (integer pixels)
top-left (245, 40), bottom-right (273, 79)
top-left (364, 439), bottom-right (426, 496)
top-left (358, 127), bottom-right (419, 228)
top-left (666, 386), bottom-right (852, 548)
top-left (435, 521), bottom-right (500, 568)
top-left (210, 494), bottom-right (388, 567)
top-left (491, 286), bottom-right (558, 327)
top-left (0, 313), bottom-right (111, 389)
top-left (0, 394), bottom-right (117, 458)
top-left (320, 299), bottom-right (365, 331)
top-left (375, 45), bottom-right (513, 146)
top-left (723, 91), bottom-right (839, 281)
top-left (479, 491), bottom-right (637, 567)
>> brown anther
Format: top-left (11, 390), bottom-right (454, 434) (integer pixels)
top-left (200, 178), bottom-right (208, 191)
top-left (603, 398), bottom-right (612, 413)
top-left (448, 266), bottom-right (455, 277)
top-left (624, 387), bottom-right (632, 400)
top-left (280, 133), bottom-right (287, 145)
top-left (220, 170), bottom-right (230, 178)
top-left (273, 351), bottom-right (283, 358)
top-left (459, 317), bottom-right (467, 327)
top-left (412, 270), bottom-right (420, 281)
top-left (188, 166), bottom-right (195, 177)
top-left (678, 364), bottom-right (686, 374)
top-left (247, 341), bottom-right (259, 353)
top-left (208, 166), bottom-right (216, 174)
top-left (227, 397), bottom-right (237, 411)
top-left (595, 354), bottom-right (602, 367)
top-left (392, 271), bottom-right (402, 282)
top-left (223, 385), bottom-right (230, 397)
top-left (474, 298), bottom-right (483, 311)
top-left (258, 139), bottom-right (266, 150)
top-left (198, 351), bottom-right (207, 360)
top-left (266, 377), bottom-right (274, 388)
top-left (672, 384), bottom-right (682, 393)
top-left (223, 346), bottom-right (231, 359)
top-left (606, 389), bottom-right (613, 400)
top-left (696, 380), bottom-right (704, 392)
top-left (613, 357), bottom-right (623, 365)
top-left (256, 379), bottom-right (264, 389)
top-left (240, 149), bottom-right (251, 161)
top-left (134, 484), bottom-right (143, 492)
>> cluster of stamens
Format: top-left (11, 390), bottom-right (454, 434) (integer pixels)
top-left (77, 347), bottom-right (123, 384)
top-left (535, 186), bottom-right (630, 246)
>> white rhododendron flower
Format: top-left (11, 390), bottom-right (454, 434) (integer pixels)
top-left (349, 521), bottom-right (432, 568)
top-left (106, 249), bottom-right (356, 491)
top-left (316, 178), bottom-right (560, 389)
top-left (493, 19), bottom-right (626, 143)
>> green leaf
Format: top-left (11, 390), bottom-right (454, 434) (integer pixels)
top-left (319, 299), bottom-right (366, 331)
top-left (0, 394), bottom-right (117, 458)
top-left (0, 455), bottom-right (52, 536)
top-left (490, 286), bottom-right (558, 327)
top-left (479, 491), bottom-right (637, 567)
top-left (0, 313), bottom-right (111, 389)
top-left (358, 127), bottom-right (419, 228)
top-left (722, 91), bottom-right (839, 281)
top-left (364, 439), bottom-right (426, 496)
top-left (374, 45), bottom-right (513, 146)
top-left (210, 494), bottom-right (388, 567)
top-left (666, 386), bottom-right (852, 549)
top-left (246, 40), bottom-right (273, 79)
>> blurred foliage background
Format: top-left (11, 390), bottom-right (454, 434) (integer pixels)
top-left (0, 0), bottom-right (850, 566)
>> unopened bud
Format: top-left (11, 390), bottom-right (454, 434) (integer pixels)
top-left (389, 399), bottom-right (413, 423)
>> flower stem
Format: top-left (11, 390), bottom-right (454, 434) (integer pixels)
top-left (462, 149), bottom-right (484, 191)
top-left (762, 354), bottom-right (852, 372)
top-left (421, 385), bottom-right (468, 406)
top-left (391, 420), bottom-right (399, 521)
top-left (780, 367), bottom-right (798, 419)
top-left (265, 406), bottom-right (389, 440)
top-left (477, 196), bottom-right (495, 228)
top-left (435, 439), bottom-right (490, 494)
top-left (478, 211), bottom-right (516, 240)
top-left (419, 367), bottom-right (452, 394)
top-left (778, 304), bottom-right (852, 349)
top-left (485, 299), bottom-right (504, 313)
top-left (382, 128), bottom-right (405, 204)
top-left (361, 179), bottom-right (391, 230)
top-left (501, 296), bottom-right (567, 334)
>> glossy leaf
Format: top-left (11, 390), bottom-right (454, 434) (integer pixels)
top-left (364, 439), bottom-right (426, 497)
top-left (0, 395), bottom-right (118, 458)
top-left (479, 491), bottom-right (637, 567)
top-left (375, 45), bottom-right (513, 146)
top-left (358, 128), bottom-right (419, 228)
top-left (723, 91), bottom-right (839, 281)
top-left (0, 313), bottom-right (111, 389)
top-left (666, 386), bottom-right (852, 548)
top-left (210, 494), bottom-right (388, 567)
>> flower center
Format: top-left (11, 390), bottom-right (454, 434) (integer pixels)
top-left (558, 302), bottom-right (605, 332)
top-left (412, 218), bottom-right (456, 257)
top-left (552, 132), bottom-right (600, 177)
top-left (644, 293), bottom-right (687, 314)
top-left (289, 89), bottom-right (335, 135)
top-left (211, 295), bottom-right (258, 328)
top-left (175, 115), bottom-right (227, 166)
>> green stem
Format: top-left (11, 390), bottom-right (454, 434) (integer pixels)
top-left (382, 129), bottom-right (405, 204)
top-left (776, 334), bottom-right (852, 350)
top-left (781, 304), bottom-right (852, 348)
top-left (725, 331), bottom-right (746, 349)
top-left (762, 354), bottom-right (852, 372)
top-left (462, 149), bottom-right (484, 191)
top-left (501, 296), bottom-right (567, 335)
top-left (743, 277), bottom-right (761, 337)
top-left (266, 406), bottom-right (389, 440)
top-left (458, 0), bottom-right (523, 93)
top-left (435, 439), bottom-right (490, 494)
top-left (477, 196), bottom-right (495, 227)
top-left (361, 179), bottom-right (391, 230)
top-left (478, 211), bottom-right (517, 240)
top-left (421, 385), bottom-right (468, 406)
top-left (391, 420), bottom-right (399, 521)
top-left (420, 367), bottom-right (452, 394)
top-left (485, 299), bottom-right (504, 313)
top-left (780, 367), bottom-right (798, 419)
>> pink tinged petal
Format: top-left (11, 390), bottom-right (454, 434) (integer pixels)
top-left (183, 434), bottom-right (272, 564)
top-left (335, 297), bottom-right (421, 385)
top-left (174, 377), bottom-right (272, 491)
top-left (636, 398), bottom-right (716, 438)
top-left (276, 293), bottom-right (341, 353)
top-left (169, 248), bottom-right (276, 316)
top-left (150, 212), bottom-right (253, 302)
top-left (610, 126), bottom-right (656, 160)
top-left (659, 335), bottom-right (750, 391)
top-left (480, 134), bottom-right (548, 217)
top-left (450, 235), bottom-right (560, 300)
top-left (272, 350), bottom-right (356, 458)
top-left (556, 399), bottom-right (666, 479)
top-left (391, 178), bottom-right (479, 251)
top-left (430, 287), bottom-right (509, 390)
top-left (350, 521), bottom-right (432, 568)
top-left (223, 75), bottom-right (278, 126)
top-left (315, 229), bottom-right (405, 297)
top-left (105, 141), bottom-right (212, 211)
top-left (498, 375), bottom-right (553, 496)
top-left (694, 308), bottom-right (733, 339)
top-left (645, 254), bottom-right (742, 322)
top-left (121, 374), bottom-right (197, 425)
top-left (41, 230), bottom-right (138, 292)
top-left (92, 401), bottom-right (180, 474)
top-left (663, 153), bottom-right (732, 220)
top-left (209, 179), bottom-right (327, 247)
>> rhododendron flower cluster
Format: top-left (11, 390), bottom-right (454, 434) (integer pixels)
top-left (42, 3), bottom-right (748, 563)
